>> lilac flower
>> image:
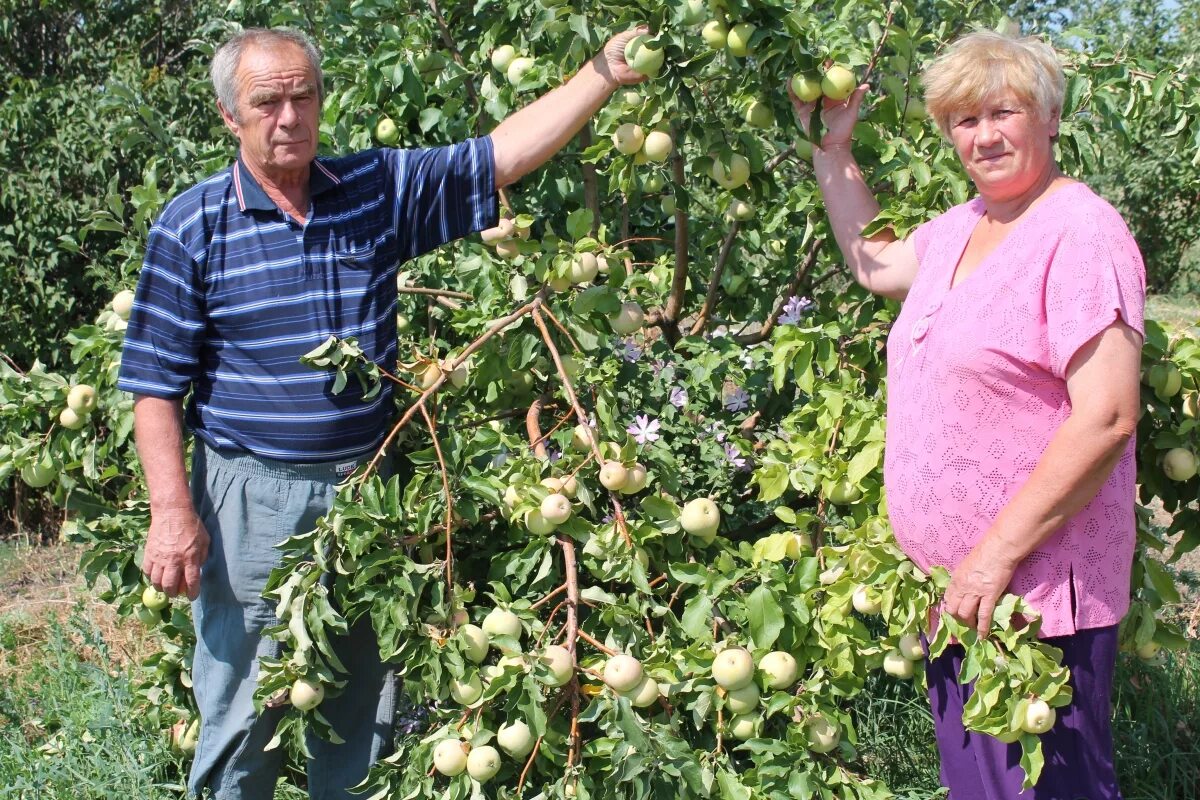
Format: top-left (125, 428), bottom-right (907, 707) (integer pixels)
top-left (626, 414), bottom-right (661, 444)
top-left (704, 421), bottom-right (727, 443)
top-left (669, 386), bottom-right (688, 409)
top-left (616, 337), bottom-right (642, 363)
top-left (779, 295), bottom-right (816, 325)
top-left (652, 358), bottom-right (669, 376)
top-left (546, 446), bottom-right (563, 463)
top-left (723, 386), bottom-right (750, 412)
top-left (724, 442), bottom-right (750, 471)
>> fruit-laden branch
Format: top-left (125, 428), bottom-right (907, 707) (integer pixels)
top-left (688, 221), bottom-right (741, 336)
top-left (396, 286), bottom-right (474, 301)
top-left (363, 297), bottom-right (542, 478)
top-left (734, 237), bottom-right (824, 345)
top-left (660, 134), bottom-right (691, 344)
top-left (530, 307), bottom-right (634, 546)
top-left (417, 403), bottom-right (455, 594)
top-left (425, 0), bottom-right (482, 134)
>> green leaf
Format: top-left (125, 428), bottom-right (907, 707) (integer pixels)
top-left (747, 583), bottom-right (783, 650)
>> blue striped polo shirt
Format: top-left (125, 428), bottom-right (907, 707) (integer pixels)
top-left (117, 138), bottom-right (497, 462)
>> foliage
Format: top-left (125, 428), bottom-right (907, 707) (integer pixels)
top-left (1, 0), bottom-right (1199, 797)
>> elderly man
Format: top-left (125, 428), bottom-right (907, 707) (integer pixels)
top-left (117, 26), bottom-right (646, 799)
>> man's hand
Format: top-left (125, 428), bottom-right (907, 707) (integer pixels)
top-left (943, 538), bottom-right (1020, 639)
top-left (594, 26), bottom-right (651, 87)
top-left (787, 81), bottom-right (869, 149)
top-left (143, 506), bottom-right (210, 600)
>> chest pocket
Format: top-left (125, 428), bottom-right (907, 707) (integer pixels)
top-left (334, 238), bottom-right (377, 271)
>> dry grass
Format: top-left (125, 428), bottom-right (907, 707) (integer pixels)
top-left (0, 542), bottom-right (157, 685)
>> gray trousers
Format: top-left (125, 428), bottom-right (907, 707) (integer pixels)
top-left (187, 444), bottom-right (395, 799)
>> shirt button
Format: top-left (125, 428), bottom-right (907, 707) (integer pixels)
top-left (912, 318), bottom-right (930, 340)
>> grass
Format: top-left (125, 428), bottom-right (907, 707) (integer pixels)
top-left (1147, 294), bottom-right (1200, 335)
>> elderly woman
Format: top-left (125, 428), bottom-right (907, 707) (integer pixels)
top-left (789, 31), bottom-right (1144, 798)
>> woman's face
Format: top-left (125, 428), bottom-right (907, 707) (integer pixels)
top-left (947, 92), bottom-right (1059, 203)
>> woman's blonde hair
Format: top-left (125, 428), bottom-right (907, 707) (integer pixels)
top-left (922, 30), bottom-right (1065, 137)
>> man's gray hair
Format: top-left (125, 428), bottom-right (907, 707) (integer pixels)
top-left (210, 28), bottom-right (324, 120)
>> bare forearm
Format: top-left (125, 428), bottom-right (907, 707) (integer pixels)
top-left (133, 395), bottom-right (193, 512)
top-left (982, 414), bottom-right (1134, 564)
top-left (490, 57), bottom-right (616, 187)
top-left (812, 143), bottom-right (895, 290)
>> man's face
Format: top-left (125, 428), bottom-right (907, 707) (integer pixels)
top-left (219, 43), bottom-right (320, 179)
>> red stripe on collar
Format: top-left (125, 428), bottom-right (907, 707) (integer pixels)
top-left (233, 161), bottom-right (247, 211)
top-left (313, 159), bottom-right (341, 185)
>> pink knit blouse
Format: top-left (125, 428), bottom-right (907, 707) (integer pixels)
top-left (884, 181), bottom-right (1146, 638)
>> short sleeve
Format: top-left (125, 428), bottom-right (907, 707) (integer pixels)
top-left (386, 136), bottom-right (499, 261)
top-left (910, 217), bottom-right (936, 266)
top-left (1044, 221), bottom-right (1146, 379)
top-left (116, 224), bottom-right (206, 398)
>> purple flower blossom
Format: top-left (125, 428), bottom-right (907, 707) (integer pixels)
top-left (546, 447), bottom-right (563, 463)
top-left (704, 421), bottom-right (727, 443)
top-left (652, 358), bottom-right (669, 375)
top-left (626, 414), bottom-right (661, 444)
top-left (724, 442), bottom-right (750, 471)
top-left (616, 337), bottom-right (642, 363)
top-left (723, 386), bottom-right (750, 412)
top-left (779, 295), bottom-right (816, 325)
top-left (669, 386), bottom-right (688, 409)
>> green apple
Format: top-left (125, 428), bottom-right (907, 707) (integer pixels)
top-left (1181, 392), bottom-right (1199, 419)
top-left (482, 607), bottom-right (523, 641)
top-left (599, 460), bottom-right (629, 491)
top-left (506, 56), bottom-right (536, 86)
top-left (111, 289), bottom-right (135, 320)
top-left (727, 714), bottom-right (758, 740)
top-left (20, 462), bottom-right (54, 488)
top-left (794, 138), bottom-right (814, 161)
top-left (643, 173), bottom-right (665, 193)
top-left (680, 498), bottom-right (720, 535)
top-left (142, 585), bottom-right (169, 611)
top-left (759, 651), bottom-right (798, 689)
top-left (622, 674), bottom-right (660, 708)
top-left (612, 122), bottom-right (645, 155)
top-left (609, 302), bottom-right (645, 335)
top-left (661, 194), bottom-right (677, 216)
top-left (828, 478), bottom-right (862, 504)
top-left (1163, 448), bottom-right (1197, 481)
top-left (497, 720), bottom-right (535, 758)
top-left (882, 650), bottom-right (914, 679)
top-left (173, 718), bottom-right (200, 755)
top-left (701, 20), bottom-right (728, 49)
top-left (619, 89), bottom-right (642, 107)
top-left (726, 199), bottom-right (754, 222)
top-left (374, 117), bottom-right (399, 146)
top-left (418, 362), bottom-right (443, 390)
top-left (726, 23), bottom-right (756, 56)
top-left (441, 358), bottom-right (467, 388)
top-left (67, 384), bottom-right (97, 414)
top-left (1021, 699), bottom-right (1056, 734)
top-left (540, 493), bottom-right (572, 524)
top-left (136, 605), bottom-right (161, 625)
top-left (541, 644), bottom-right (574, 686)
top-left (624, 35), bottom-right (665, 77)
top-left (1136, 640), bottom-right (1161, 660)
top-left (852, 585), bottom-right (882, 616)
top-left (494, 239), bottom-right (521, 260)
top-left (571, 423), bottom-right (598, 452)
top-left (642, 130), bottom-right (674, 162)
top-left (395, 313), bottom-right (410, 333)
top-left (1156, 364), bottom-right (1183, 400)
top-left (805, 714), bottom-right (840, 753)
top-left (711, 646), bottom-right (754, 690)
top-left (821, 64), bottom-right (856, 101)
top-left (898, 633), bottom-right (924, 661)
top-left (725, 682), bottom-right (760, 714)
top-left (709, 153), bottom-right (750, 189)
top-left (449, 672), bottom-right (483, 705)
top-left (433, 739), bottom-right (469, 776)
top-left (290, 678), bottom-right (325, 711)
top-left (681, 0), bottom-right (707, 25)
top-left (620, 463), bottom-right (648, 494)
top-left (481, 218), bottom-right (515, 244)
top-left (458, 624), bottom-right (489, 663)
top-left (466, 744), bottom-right (501, 782)
top-left (524, 509), bottom-right (557, 535)
top-left (59, 407), bottom-right (85, 430)
top-left (744, 100), bottom-right (774, 128)
top-left (783, 532), bottom-right (811, 559)
top-left (603, 654), bottom-right (644, 693)
top-left (491, 45), bottom-right (517, 72)
top-left (569, 252), bottom-right (599, 284)
top-left (790, 73), bottom-right (822, 103)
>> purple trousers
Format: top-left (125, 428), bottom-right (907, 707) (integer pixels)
top-left (926, 624), bottom-right (1122, 800)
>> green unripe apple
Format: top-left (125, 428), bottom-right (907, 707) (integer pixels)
top-left (599, 460), bottom-right (629, 491)
top-left (622, 674), bottom-right (660, 708)
top-left (374, 117), bottom-right (399, 146)
top-left (711, 646), bottom-right (754, 690)
top-left (466, 744), bottom-right (501, 782)
top-left (681, 0), bottom-right (707, 25)
top-left (790, 73), bottom-right (822, 103)
top-left (497, 720), bottom-right (536, 758)
top-left (541, 644), bottom-right (574, 686)
top-left (727, 714), bottom-right (759, 740)
top-left (449, 672), bottom-right (483, 705)
top-left (726, 199), bottom-right (754, 222)
top-left (491, 45), bottom-right (517, 72)
top-left (852, 585), bottom-right (882, 616)
top-left (20, 462), bottom-right (54, 488)
top-left (67, 384), bottom-right (97, 414)
top-left (603, 654), bottom-right (644, 693)
top-left (290, 678), bottom-right (325, 711)
top-left (805, 714), bottom-right (840, 753)
top-left (701, 20), bottom-right (728, 49)
top-left (612, 123), bottom-right (645, 155)
top-left (898, 633), bottom-right (924, 661)
top-left (620, 462), bottom-right (648, 494)
top-left (571, 423), bottom-right (597, 452)
top-left (482, 607), bottom-right (523, 641)
top-left (506, 56), bottom-right (536, 86)
top-left (643, 173), bottom-right (665, 193)
top-left (540, 493), bottom-right (572, 524)
top-left (111, 289), bottom-right (135, 320)
top-left (1021, 699), bottom-right (1056, 734)
top-left (680, 498), bottom-right (721, 535)
top-left (709, 153), bottom-right (750, 189)
top-left (726, 23), bottom-right (756, 56)
top-left (609, 302), bottom-right (645, 335)
top-left (642, 131), bottom-right (674, 162)
top-left (142, 585), bottom-right (169, 611)
top-left (744, 100), bottom-right (774, 128)
top-left (882, 650), bottom-right (914, 679)
top-left (725, 682), bottom-right (760, 714)
top-left (458, 624), bottom-right (489, 663)
top-left (759, 651), bottom-right (798, 689)
top-left (494, 239), bottom-right (521, 260)
top-left (828, 478), bottom-right (862, 504)
top-left (569, 252), bottom-right (599, 284)
top-left (624, 35), bottom-right (665, 77)
top-left (661, 194), bottom-right (677, 216)
top-left (821, 64), bottom-right (857, 101)
top-left (59, 407), bottom-right (85, 430)
top-left (1163, 448), bottom-right (1197, 481)
top-left (433, 739), bottom-right (469, 776)
top-left (794, 138), bottom-right (814, 161)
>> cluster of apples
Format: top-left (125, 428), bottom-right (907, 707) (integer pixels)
top-left (57, 383), bottom-right (98, 432)
top-left (480, 215), bottom-right (532, 261)
top-left (1142, 361), bottom-right (1198, 481)
top-left (490, 45), bottom-right (536, 88)
top-left (413, 354), bottom-right (469, 391)
top-left (611, 123), bottom-right (675, 165)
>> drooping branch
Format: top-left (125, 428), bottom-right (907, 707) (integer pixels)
top-left (734, 237), bottom-right (824, 346)
top-left (688, 221), bottom-right (741, 336)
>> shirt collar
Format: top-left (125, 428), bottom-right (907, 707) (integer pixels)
top-left (232, 156), bottom-right (343, 213)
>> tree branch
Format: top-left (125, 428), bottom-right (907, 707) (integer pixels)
top-left (734, 237), bottom-right (824, 345)
top-left (688, 221), bottom-right (740, 336)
